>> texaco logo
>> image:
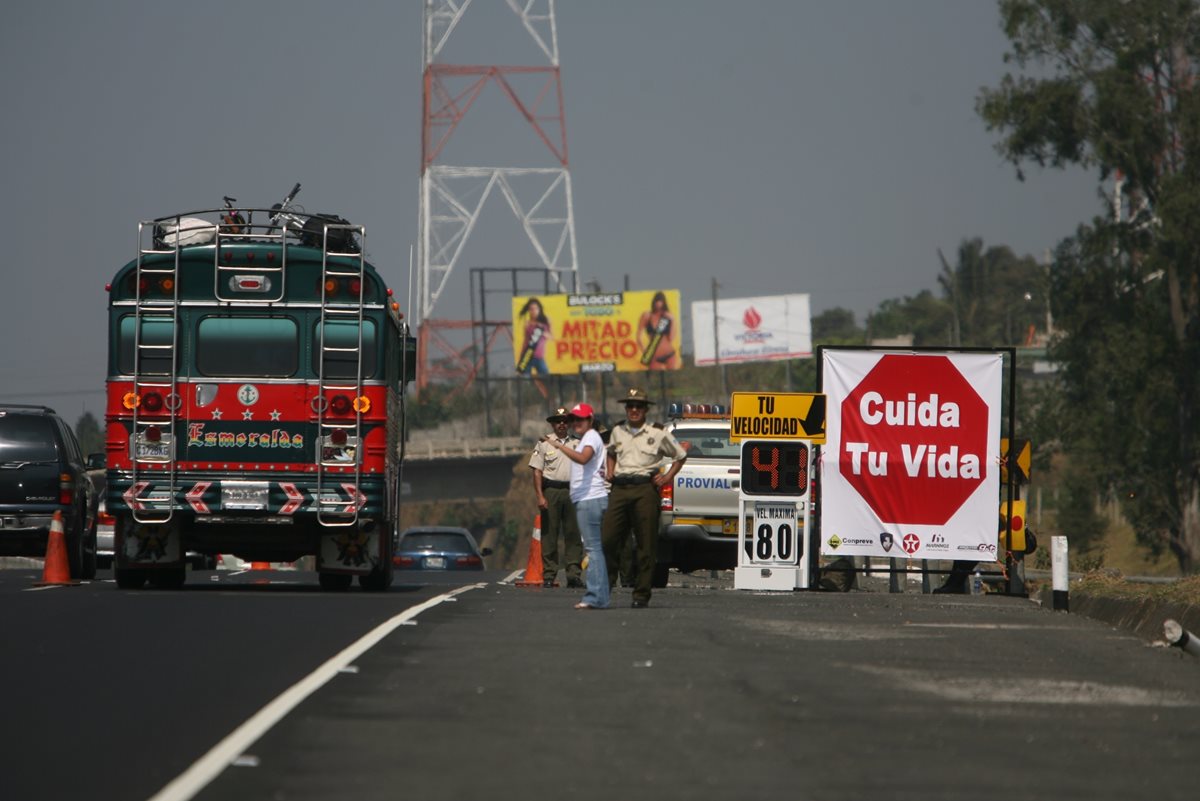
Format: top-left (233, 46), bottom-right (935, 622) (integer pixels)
top-left (237, 384), bottom-right (260, 406)
top-left (901, 533), bottom-right (921, 555)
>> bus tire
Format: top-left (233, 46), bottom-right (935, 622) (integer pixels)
top-left (80, 523), bottom-right (98, 581)
top-left (319, 571), bottom-right (353, 592)
top-left (359, 561), bottom-right (393, 592)
top-left (115, 567), bottom-right (147, 590)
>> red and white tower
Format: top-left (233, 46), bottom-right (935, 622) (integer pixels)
top-left (418, 0), bottom-right (580, 388)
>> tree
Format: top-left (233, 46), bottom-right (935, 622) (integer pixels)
top-left (937, 239), bottom-right (1048, 347)
top-left (74, 411), bottom-right (103, 456)
top-left (978, 0), bottom-right (1200, 572)
top-left (811, 307), bottom-right (863, 343)
top-left (867, 290), bottom-right (955, 346)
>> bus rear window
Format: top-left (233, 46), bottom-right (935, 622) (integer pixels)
top-left (197, 317), bottom-right (298, 377)
top-left (314, 320), bottom-right (377, 379)
top-left (118, 316), bottom-right (176, 375)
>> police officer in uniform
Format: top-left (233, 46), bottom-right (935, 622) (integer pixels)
top-left (602, 387), bottom-right (687, 608)
top-left (529, 407), bottom-right (584, 587)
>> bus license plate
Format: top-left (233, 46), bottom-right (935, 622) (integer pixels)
top-left (424, 556), bottom-right (446, 569)
top-left (221, 481), bottom-right (269, 510)
top-left (135, 440), bottom-right (171, 461)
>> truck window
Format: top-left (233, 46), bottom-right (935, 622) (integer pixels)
top-left (0, 415), bottom-right (58, 462)
top-left (675, 426), bottom-right (738, 459)
top-left (197, 316), bottom-right (298, 377)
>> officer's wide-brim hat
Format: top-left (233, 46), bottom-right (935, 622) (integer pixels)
top-left (618, 387), bottom-right (655, 405)
top-left (546, 407), bottom-right (571, 423)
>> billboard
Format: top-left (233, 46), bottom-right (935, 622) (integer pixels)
top-left (511, 290), bottom-right (682, 375)
top-left (691, 294), bottom-right (812, 366)
top-left (819, 350), bottom-right (1003, 561)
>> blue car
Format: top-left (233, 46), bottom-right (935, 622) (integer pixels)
top-left (393, 526), bottom-right (491, 570)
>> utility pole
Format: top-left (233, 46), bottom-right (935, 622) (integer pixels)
top-left (712, 277), bottom-right (727, 398)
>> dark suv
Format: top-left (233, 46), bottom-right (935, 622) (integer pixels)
top-left (0, 405), bottom-right (97, 579)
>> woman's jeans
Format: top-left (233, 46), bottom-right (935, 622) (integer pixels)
top-left (574, 496), bottom-right (610, 608)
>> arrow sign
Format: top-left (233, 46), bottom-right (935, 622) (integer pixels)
top-left (123, 481), bottom-right (151, 511)
top-left (185, 482), bottom-right (212, 514)
top-left (279, 482), bottom-right (304, 515)
top-left (1000, 437), bottom-right (1032, 484)
top-left (341, 483), bottom-right (367, 513)
top-left (729, 392), bottom-right (826, 443)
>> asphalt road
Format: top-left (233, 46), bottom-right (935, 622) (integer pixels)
top-left (3, 566), bottom-right (1198, 801)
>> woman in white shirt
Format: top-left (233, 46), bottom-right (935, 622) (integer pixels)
top-left (541, 402), bottom-right (609, 609)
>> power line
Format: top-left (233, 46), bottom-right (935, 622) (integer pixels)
top-left (1, 389), bottom-right (104, 399)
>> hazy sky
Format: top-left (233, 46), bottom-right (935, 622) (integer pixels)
top-left (1, 1), bottom-right (1101, 420)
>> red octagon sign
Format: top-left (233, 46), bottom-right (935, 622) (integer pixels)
top-left (839, 354), bottom-right (988, 525)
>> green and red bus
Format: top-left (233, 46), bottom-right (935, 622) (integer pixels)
top-left (103, 192), bottom-right (414, 590)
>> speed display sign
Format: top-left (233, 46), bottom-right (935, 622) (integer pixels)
top-left (736, 438), bottom-right (813, 590)
top-left (740, 441), bottom-right (809, 496)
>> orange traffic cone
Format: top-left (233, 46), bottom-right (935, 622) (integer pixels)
top-left (516, 514), bottom-right (550, 587)
top-left (34, 511), bottom-right (79, 586)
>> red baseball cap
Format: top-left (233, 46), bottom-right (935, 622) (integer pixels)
top-left (568, 402), bottom-right (594, 419)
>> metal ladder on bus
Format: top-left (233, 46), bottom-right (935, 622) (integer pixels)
top-left (129, 219), bottom-right (185, 524)
top-left (213, 213), bottom-right (287, 303)
top-left (314, 221), bottom-right (368, 526)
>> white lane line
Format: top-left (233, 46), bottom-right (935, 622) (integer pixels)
top-left (146, 581), bottom-right (487, 801)
top-left (500, 569), bottom-right (523, 585)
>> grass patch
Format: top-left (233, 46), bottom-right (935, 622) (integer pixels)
top-left (1072, 572), bottom-right (1200, 607)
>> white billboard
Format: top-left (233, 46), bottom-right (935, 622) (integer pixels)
top-left (691, 294), bottom-right (812, 366)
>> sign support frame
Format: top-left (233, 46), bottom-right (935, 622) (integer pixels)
top-left (734, 438), bottom-right (814, 591)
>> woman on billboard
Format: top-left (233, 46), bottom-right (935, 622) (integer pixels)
top-left (637, 291), bottom-right (677, 370)
top-left (516, 297), bottom-right (552, 375)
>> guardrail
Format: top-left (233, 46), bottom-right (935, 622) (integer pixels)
top-left (405, 437), bottom-right (529, 461)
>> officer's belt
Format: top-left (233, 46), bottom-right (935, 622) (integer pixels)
top-left (611, 474), bottom-right (653, 486)
top-left (543, 479), bottom-right (570, 489)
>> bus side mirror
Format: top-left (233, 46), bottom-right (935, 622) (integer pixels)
top-left (401, 335), bottom-right (417, 384)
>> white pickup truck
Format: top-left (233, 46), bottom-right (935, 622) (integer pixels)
top-left (654, 415), bottom-right (741, 586)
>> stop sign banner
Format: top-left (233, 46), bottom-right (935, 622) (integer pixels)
top-left (820, 350), bottom-right (1002, 560)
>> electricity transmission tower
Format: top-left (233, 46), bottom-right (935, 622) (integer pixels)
top-left (418, 0), bottom-right (580, 389)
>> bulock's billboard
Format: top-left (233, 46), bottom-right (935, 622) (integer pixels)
top-left (511, 290), bottom-right (682, 375)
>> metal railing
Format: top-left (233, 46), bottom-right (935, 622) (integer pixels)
top-left (405, 436), bottom-right (528, 461)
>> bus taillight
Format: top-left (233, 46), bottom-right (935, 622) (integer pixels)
top-left (144, 425), bottom-right (162, 443)
top-left (142, 392), bottom-right (164, 413)
top-left (323, 278), bottom-right (339, 295)
top-left (330, 395), bottom-right (353, 415)
top-left (330, 428), bottom-right (348, 446)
